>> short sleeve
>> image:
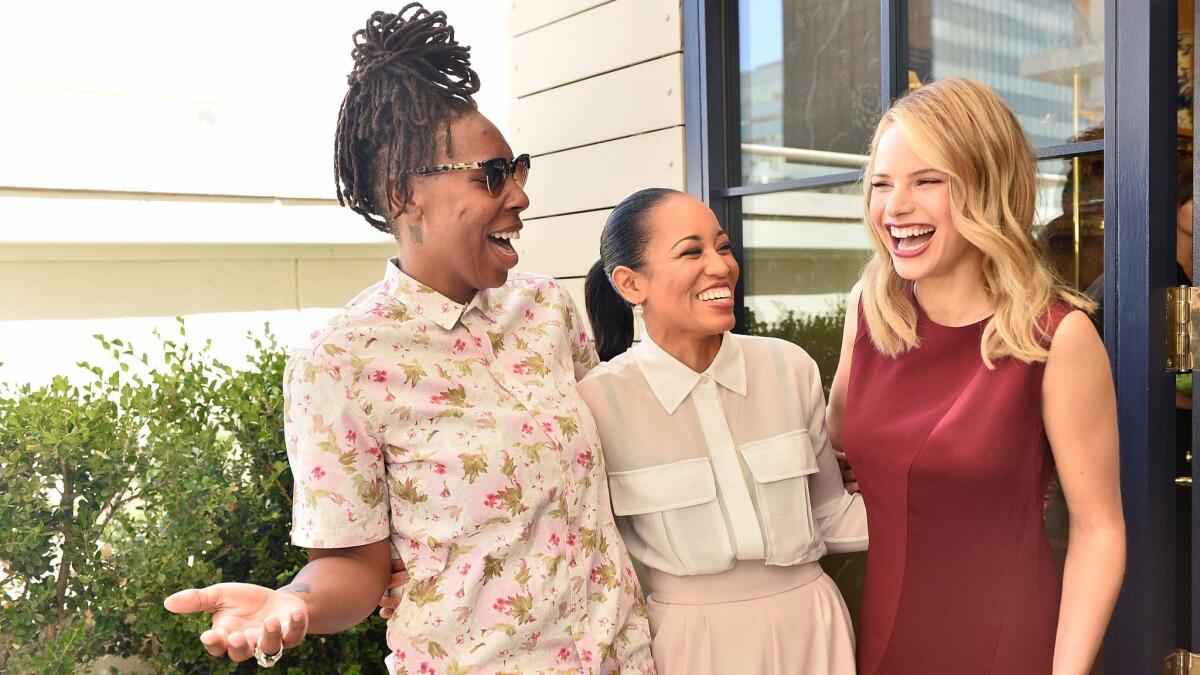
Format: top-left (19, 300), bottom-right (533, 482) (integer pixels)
top-left (284, 347), bottom-right (389, 549)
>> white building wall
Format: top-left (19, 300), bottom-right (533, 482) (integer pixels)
top-left (505, 0), bottom-right (686, 325)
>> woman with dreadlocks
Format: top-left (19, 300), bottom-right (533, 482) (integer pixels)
top-left (164, 5), bottom-right (654, 673)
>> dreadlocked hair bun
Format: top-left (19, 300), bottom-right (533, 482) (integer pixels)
top-left (335, 3), bottom-right (481, 232)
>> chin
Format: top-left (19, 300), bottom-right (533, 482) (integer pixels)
top-left (890, 258), bottom-right (933, 282)
top-left (480, 269), bottom-right (511, 290)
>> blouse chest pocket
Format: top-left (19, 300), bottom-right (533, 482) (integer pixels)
top-left (608, 457), bottom-right (735, 575)
top-left (739, 429), bottom-right (821, 565)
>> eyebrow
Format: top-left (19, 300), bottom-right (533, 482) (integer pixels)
top-left (670, 235), bottom-right (702, 251)
top-left (670, 229), bottom-right (729, 252)
top-left (871, 168), bottom-right (943, 179)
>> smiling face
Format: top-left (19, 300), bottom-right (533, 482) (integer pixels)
top-left (868, 126), bottom-right (981, 283)
top-left (398, 111), bottom-right (529, 303)
top-left (621, 194), bottom-right (739, 341)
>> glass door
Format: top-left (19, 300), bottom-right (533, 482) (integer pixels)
top-left (683, 0), bottom-right (1186, 670)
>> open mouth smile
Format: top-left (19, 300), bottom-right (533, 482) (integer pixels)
top-left (487, 227), bottom-right (521, 263)
top-left (888, 224), bottom-right (935, 258)
top-left (697, 285), bottom-right (734, 307)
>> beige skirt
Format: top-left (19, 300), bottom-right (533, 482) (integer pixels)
top-left (645, 561), bottom-right (856, 675)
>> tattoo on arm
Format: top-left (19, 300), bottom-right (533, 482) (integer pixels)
top-left (278, 582), bottom-right (311, 596)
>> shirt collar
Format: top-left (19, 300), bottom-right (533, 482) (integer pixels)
top-left (635, 332), bottom-right (747, 414)
top-left (381, 257), bottom-right (491, 330)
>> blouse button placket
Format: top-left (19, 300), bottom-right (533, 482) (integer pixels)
top-left (692, 375), bottom-right (765, 560)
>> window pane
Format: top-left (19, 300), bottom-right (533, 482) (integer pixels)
top-left (741, 182), bottom-right (871, 622)
top-left (742, 183), bottom-right (871, 390)
top-left (738, 0), bottom-right (881, 186)
top-left (907, 0), bottom-right (1104, 147)
top-left (1036, 155), bottom-right (1104, 295)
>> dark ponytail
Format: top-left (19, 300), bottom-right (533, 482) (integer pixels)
top-left (584, 187), bottom-right (683, 361)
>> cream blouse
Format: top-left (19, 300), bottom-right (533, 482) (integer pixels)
top-left (578, 332), bottom-right (867, 576)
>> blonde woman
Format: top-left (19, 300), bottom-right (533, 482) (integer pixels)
top-left (828, 78), bottom-right (1124, 674)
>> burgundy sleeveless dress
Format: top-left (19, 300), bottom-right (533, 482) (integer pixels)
top-left (842, 297), bottom-right (1070, 675)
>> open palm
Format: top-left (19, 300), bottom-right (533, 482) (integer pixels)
top-left (165, 582), bottom-right (309, 663)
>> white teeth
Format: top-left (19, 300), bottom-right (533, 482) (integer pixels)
top-left (889, 225), bottom-right (935, 239)
top-left (698, 287), bottom-right (732, 302)
top-left (489, 230), bottom-right (521, 241)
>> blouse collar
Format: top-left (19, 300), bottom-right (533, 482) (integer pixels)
top-left (635, 331), bottom-right (747, 414)
top-left (380, 257), bottom-right (491, 330)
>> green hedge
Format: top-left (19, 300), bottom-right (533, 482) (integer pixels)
top-left (0, 322), bottom-right (388, 674)
top-left (745, 299), bottom-right (847, 393)
top-left (0, 306), bottom-right (857, 672)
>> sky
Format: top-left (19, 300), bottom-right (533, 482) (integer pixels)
top-left (0, 1), bottom-right (510, 210)
top-left (0, 1), bottom-right (510, 386)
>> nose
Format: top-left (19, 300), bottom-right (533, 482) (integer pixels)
top-left (885, 184), bottom-right (914, 218)
top-left (703, 247), bottom-right (734, 278)
top-left (505, 175), bottom-right (530, 213)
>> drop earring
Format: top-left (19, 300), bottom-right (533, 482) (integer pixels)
top-left (631, 304), bottom-right (644, 342)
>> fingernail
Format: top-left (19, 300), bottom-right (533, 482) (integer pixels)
top-left (292, 610), bottom-right (303, 621)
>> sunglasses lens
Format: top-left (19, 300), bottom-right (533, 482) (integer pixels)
top-left (483, 160), bottom-right (507, 197)
top-left (513, 156), bottom-right (530, 188)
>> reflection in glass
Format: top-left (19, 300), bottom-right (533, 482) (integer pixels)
top-left (738, 0), bottom-right (881, 185)
top-left (1036, 150), bottom-right (1104, 294)
top-left (907, 0), bottom-right (1104, 148)
top-left (742, 183), bottom-right (870, 390)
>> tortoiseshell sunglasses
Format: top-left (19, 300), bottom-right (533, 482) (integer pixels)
top-left (407, 153), bottom-right (531, 197)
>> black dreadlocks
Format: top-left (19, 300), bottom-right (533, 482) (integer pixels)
top-left (334, 3), bottom-right (481, 233)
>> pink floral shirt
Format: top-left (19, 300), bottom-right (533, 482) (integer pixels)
top-left (285, 259), bottom-right (654, 674)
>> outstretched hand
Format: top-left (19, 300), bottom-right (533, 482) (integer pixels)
top-left (164, 582), bottom-right (309, 663)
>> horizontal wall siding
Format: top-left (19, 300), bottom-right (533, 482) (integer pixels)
top-left (506, 0), bottom-right (612, 37)
top-left (522, 127), bottom-right (685, 219)
top-left (508, 0), bottom-right (681, 97)
top-left (510, 54), bottom-right (683, 156)
top-left (507, 0), bottom-right (683, 325)
top-left (515, 209), bottom-right (609, 278)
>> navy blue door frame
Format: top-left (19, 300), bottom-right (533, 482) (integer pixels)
top-left (683, 0), bottom-right (1188, 670)
top-left (1103, 0), bottom-right (1182, 671)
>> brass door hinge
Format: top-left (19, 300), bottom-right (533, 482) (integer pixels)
top-left (1167, 285), bottom-right (1200, 372)
top-left (1166, 648), bottom-right (1200, 674)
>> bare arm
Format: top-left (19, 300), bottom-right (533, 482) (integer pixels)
top-left (1044, 311), bottom-right (1125, 674)
top-left (827, 282), bottom-right (863, 450)
top-left (291, 538), bottom-right (393, 633)
top-left (164, 538), bottom-right (391, 663)
top-left (828, 282), bottom-right (863, 492)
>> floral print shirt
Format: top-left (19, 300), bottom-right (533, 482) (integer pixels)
top-left (285, 259), bottom-right (654, 675)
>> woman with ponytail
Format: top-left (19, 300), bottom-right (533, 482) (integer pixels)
top-left (580, 189), bottom-right (867, 674)
top-left (163, 5), bottom-right (653, 673)
top-left (828, 78), bottom-right (1123, 674)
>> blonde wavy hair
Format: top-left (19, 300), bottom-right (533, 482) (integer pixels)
top-left (860, 77), bottom-right (1094, 368)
